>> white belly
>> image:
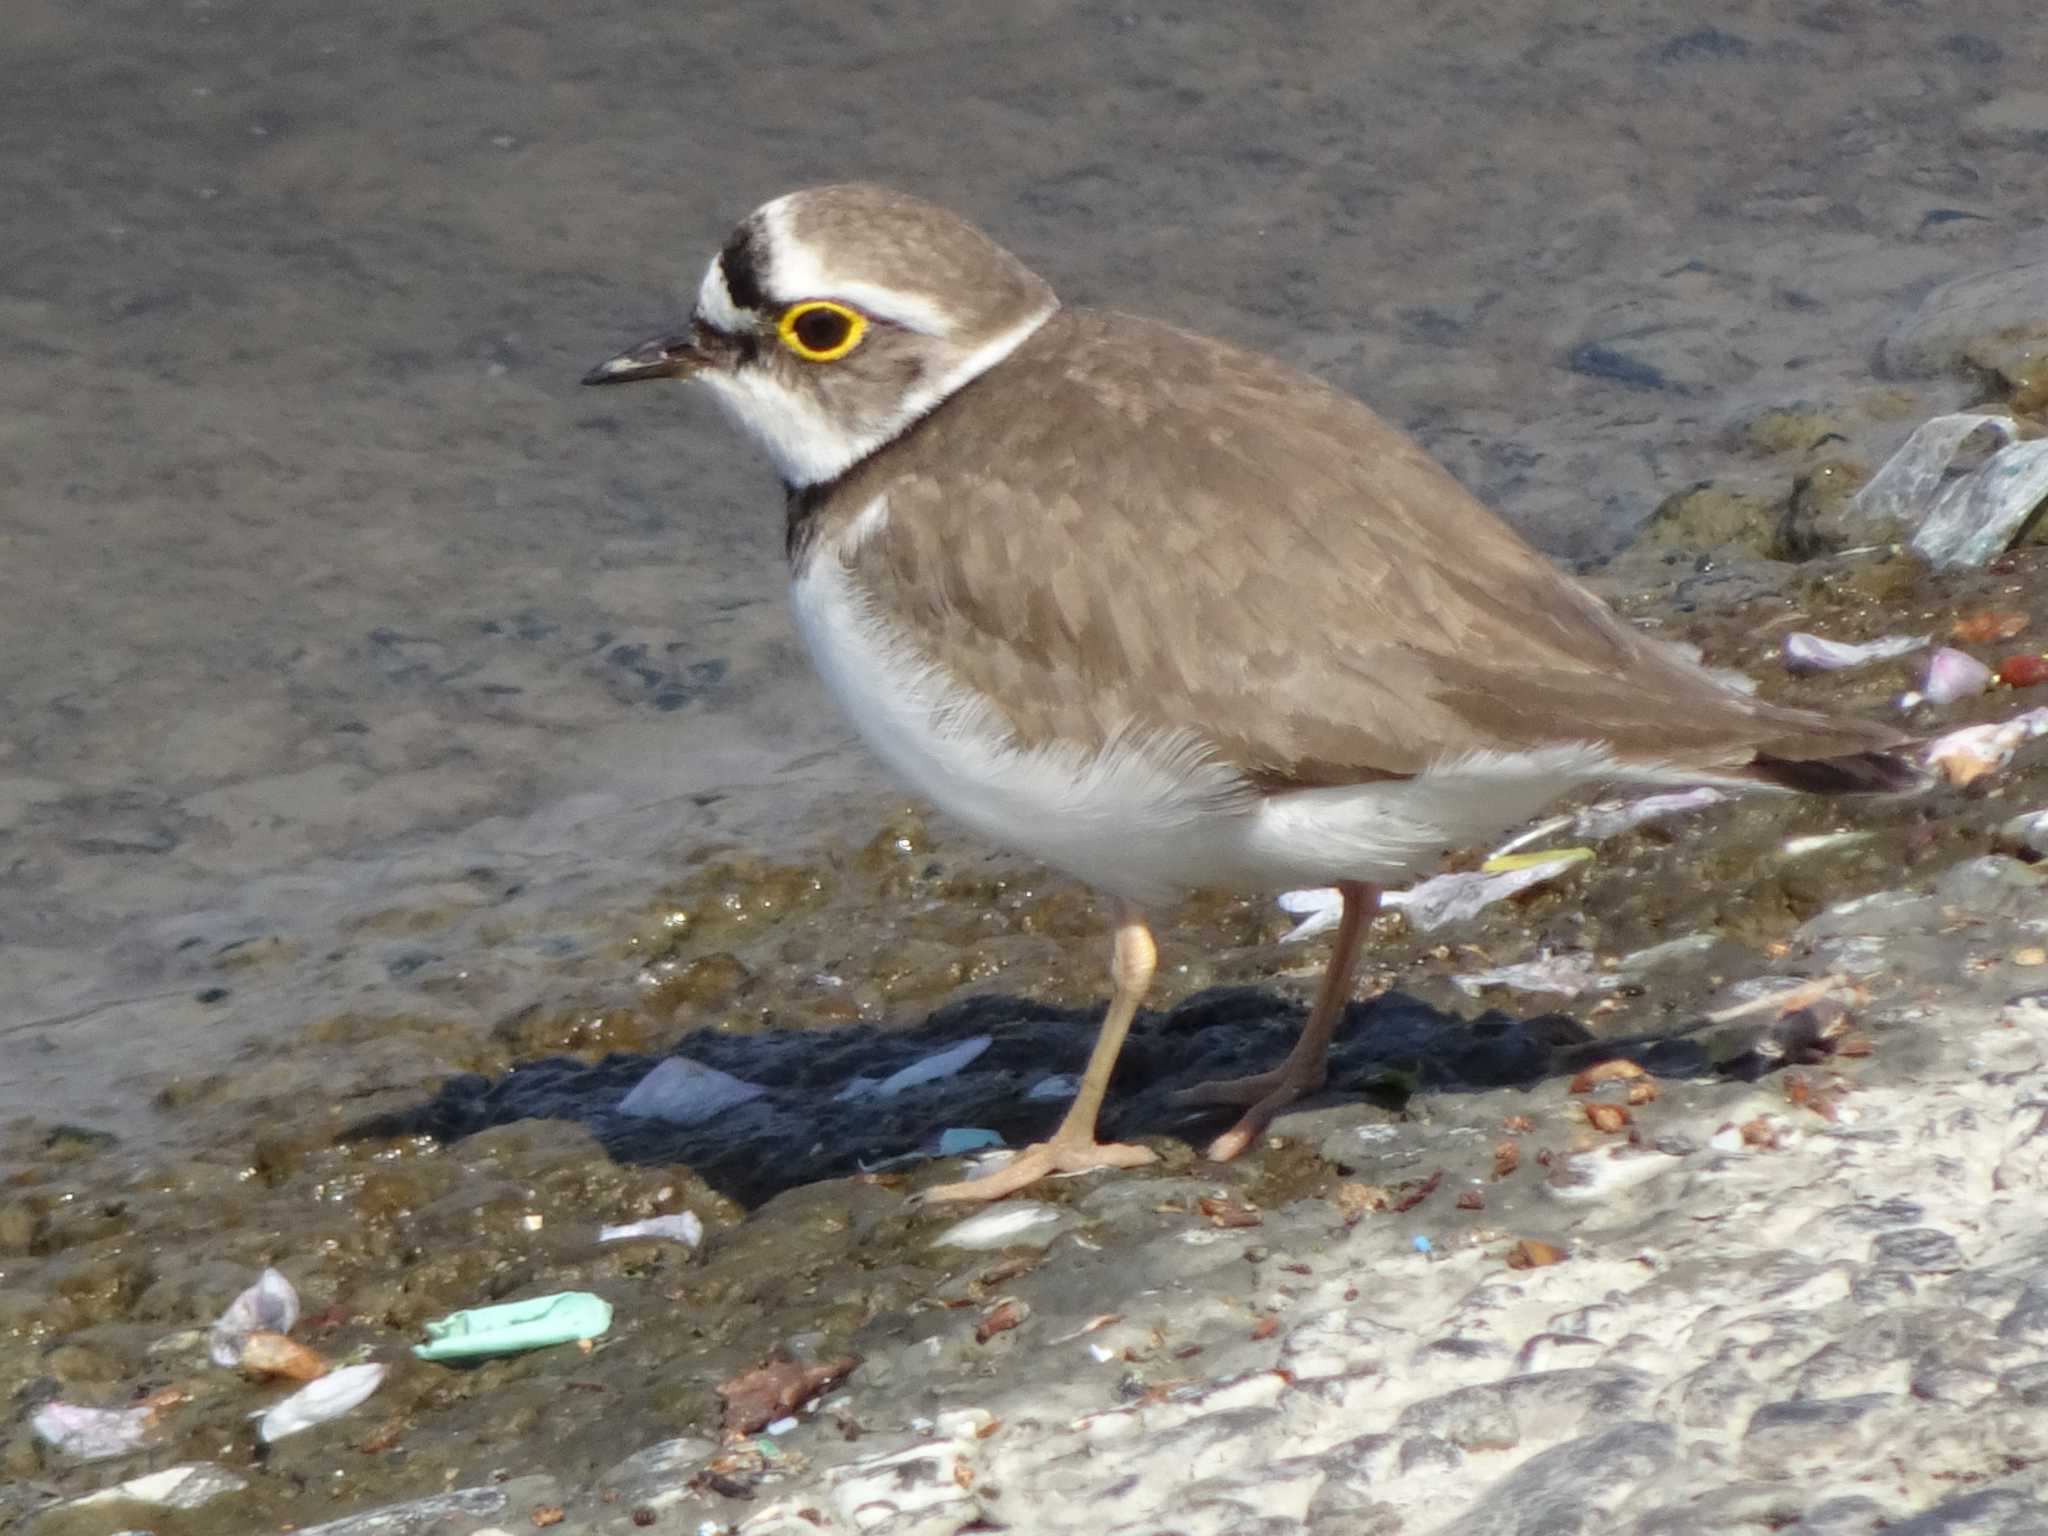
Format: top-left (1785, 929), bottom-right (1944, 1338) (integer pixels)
top-left (790, 506), bottom-right (1631, 907)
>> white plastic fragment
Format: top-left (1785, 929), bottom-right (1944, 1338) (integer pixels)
top-left (764, 1415), bottom-right (799, 1436)
top-left (618, 1058), bottom-right (766, 1124)
top-left (1924, 647), bottom-right (1995, 705)
top-left (1883, 415), bottom-right (2048, 568)
top-left (258, 1362), bottom-right (386, 1443)
top-left (1781, 830), bottom-right (1875, 858)
top-left (1486, 788), bottom-right (1727, 864)
top-left (1025, 1074), bottom-right (1077, 1101)
top-left (1924, 707), bottom-right (2048, 786)
top-left (1453, 950), bottom-right (1605, 998)
top-left (1276, 886), bottom-right (1346, 942)
top-left (1455, 930), bottom-right (1718, 999)
top-left (74, 1463), bottom-right (249, 1510)
top-left (1570, 787), bottom-right (1729, 841)
top-left (31, 1401), bottom-right (159, 1460)
top-left (1782, 631), bottom-right (1927, 673)
top-left (209, 1267), bottom-right (299, 1368)
top-left (930, 1202), bottom-right (1063, 1251)
top-left (838, 1035), bottom-right (991, 1101)
top-left (1283, 851), bottom-right (1587, 941)
top-left (1384, 854), bottom-right (1586, 933)
top-left (599, 1212), bottom-right (704, 1247)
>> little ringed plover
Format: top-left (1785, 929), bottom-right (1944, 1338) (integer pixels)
top-left (586, 184), bottom-right (1914, 1203)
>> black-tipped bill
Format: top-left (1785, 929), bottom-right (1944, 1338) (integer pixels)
top-left (581, 330), bottom-right (706, 386)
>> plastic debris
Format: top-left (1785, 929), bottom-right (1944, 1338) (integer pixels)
top-left (1569, 788), bottom-right (1728, 842)
top-left (838, 1034), bottom-right (992, 1100)
top-left (1453, 950), bottom-right (1604, 998)
top-left (1275, 886), bottom-right (1345, 942)
top-left (72, 1463), bottom-right (249, 1510)
top-left (1286, 788), bottom-right (1732, 942)
top-left (764, 1416), bottom-right (799, 1436)
top-left (599, 1213), bottom-right (704, 1247)
top-left (414, 1292), bottom-right (614, 1361)
top-left (617, 1058), bottom-right (766, 1125)
top-left (1455, 931), bottom-right (1717, 1000)
top-left (31, 1401), bottom-right (160, 1461)
top-left (1924, 707), bottom-right (2048, 786)
top-left (1412, 1236), bottom-right (1433, 1255)
top-left (930, 1202), bottom-right (1064, 1251)
top-left (1783, 631), bottom-right (1927, 674)
top-left (1024, 1074), bottom-right (1077, 1101)
top-left (1384, 853), bottom-right (1587, 934)
top-left (209, 1267), bottom-right (299, 1368)
top-left (1781, 830), bottom-right (1875, 859)
top-left (1879, 415), bottom-right (2048, 569)
top-left (1281, 852), bottom-right (1588, 942)
top-left (1480, 845), bottom-right (1593, 875)
top-left (259, 1362), bottom-right (386, 1443)
top-left (1923, 647), bottom-right (1994, 705)
top-left (935, 1127), bottom-right (1005, 1155)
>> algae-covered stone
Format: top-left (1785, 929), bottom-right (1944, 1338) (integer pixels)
top-left (1632, 482), bottom-right (1783, 557)
top-left (1730, 404), bottom-right (1848, 459)
top-left (1963, 325), bottom-right (2048, 420)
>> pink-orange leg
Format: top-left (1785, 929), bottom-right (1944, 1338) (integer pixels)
top-left (920, 900), bottom-right (1162, 1203)
top-left (1172, 880), bottom-right (1379, 1161)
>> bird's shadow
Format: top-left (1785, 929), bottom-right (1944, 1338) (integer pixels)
top-left (339, 985), bottom-right (1805, 1209)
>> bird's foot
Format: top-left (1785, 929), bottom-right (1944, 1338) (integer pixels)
top-left (1170, 1063), bottom-right (1326, 1162)
top-left (916, 1136), bottom-right (1158, 1204)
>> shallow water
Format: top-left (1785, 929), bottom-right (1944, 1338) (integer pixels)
top-left (3, 0), bottom-right (2042, 1137)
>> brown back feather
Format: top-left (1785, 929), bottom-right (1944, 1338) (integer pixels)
top-left (802, 309), bottom-right (1908, 791)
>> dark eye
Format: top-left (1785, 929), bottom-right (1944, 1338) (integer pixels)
top-left (778, 301), bottom-right (866, 362)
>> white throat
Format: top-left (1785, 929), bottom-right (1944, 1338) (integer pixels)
top-left (699, 299), bottom-right (1057, 489)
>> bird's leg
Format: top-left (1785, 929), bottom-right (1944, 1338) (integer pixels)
top-left (1172, 880), bottom-right (1378, 1162)
top-left (919, 900), bottom-right (1161, 1203)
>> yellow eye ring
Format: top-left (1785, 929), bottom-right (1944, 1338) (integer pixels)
top-left (777, 300), bottom-right (867, 362)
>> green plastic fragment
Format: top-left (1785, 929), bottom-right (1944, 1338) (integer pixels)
top-left (1479, 846), bottom-right (1594, 875)
top-left (413, 1291), bottom-right (613, 1361)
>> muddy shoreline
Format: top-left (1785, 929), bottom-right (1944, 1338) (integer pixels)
top-left (7, 517), bottom-right (2048, 1531)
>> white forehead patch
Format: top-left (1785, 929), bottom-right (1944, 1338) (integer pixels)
top-left (757, 195), bottom-right (954, 337)
top-left (696, 257), bottom-right (746, 333)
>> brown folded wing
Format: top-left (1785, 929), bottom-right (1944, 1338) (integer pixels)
top-left (812, 308), bottom-right (1901, 792)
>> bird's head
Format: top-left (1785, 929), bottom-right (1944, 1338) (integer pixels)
top-left (584, 184), bottom-right (1058, 490)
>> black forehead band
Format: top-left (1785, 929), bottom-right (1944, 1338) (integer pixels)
top-left (718, 223), bottom-right (767, 314)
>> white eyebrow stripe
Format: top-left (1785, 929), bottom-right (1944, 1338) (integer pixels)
top-left (757, 195), bottom-right (954, 336)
